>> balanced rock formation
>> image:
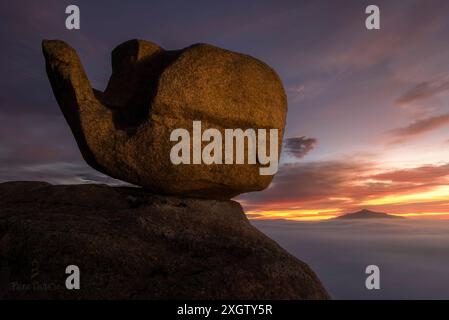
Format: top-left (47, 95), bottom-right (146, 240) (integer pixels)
top-left (42, 39), bottom-right (287, 199)
top-left (0, 182), bottom-right (329, 299)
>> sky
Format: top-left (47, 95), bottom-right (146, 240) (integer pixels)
top-left (1, 0), bottom-right (449, 220)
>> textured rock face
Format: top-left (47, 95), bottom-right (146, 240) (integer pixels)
top-left (0, 182), bottom-right (329, 299)
top-left (42, 39), bottom-right (287, 199)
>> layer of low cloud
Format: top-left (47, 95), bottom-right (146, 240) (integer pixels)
top-left (253, 219), bottom-right (449, 299)
top-left (0, 114), bottom-right (128, 186)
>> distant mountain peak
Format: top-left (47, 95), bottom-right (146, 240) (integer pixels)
top-left (335, 209), bottom-right (404, 219)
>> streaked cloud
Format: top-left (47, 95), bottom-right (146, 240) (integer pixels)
top-left (371, 164), bottom-right (449, 184)
top-left (388, 113), bottom-right (449, 143)
top-left (395, 79), bottom-right (449, 106)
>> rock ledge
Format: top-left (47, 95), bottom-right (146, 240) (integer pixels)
top-left (0, 181), bottom-right (328, 299)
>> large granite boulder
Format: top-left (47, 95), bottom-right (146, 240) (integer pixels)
top-left (0, 182), bottom-right (329, 299)
top-left (42, 39), bottom-right (287, 199)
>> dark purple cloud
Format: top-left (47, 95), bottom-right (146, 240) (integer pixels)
top-left (283, 136), bottom-right (317, 159)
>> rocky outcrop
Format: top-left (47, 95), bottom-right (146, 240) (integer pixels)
top-left (0, 182), bottom-right (329, 299)
top-left (42, 40), bottom-right (287, 199)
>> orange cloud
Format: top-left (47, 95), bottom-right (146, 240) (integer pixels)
top-left (238, 161), bottom-right (449, 221)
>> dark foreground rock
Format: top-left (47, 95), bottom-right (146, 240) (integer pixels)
top-left (0, 182), bottom-right (329, 299)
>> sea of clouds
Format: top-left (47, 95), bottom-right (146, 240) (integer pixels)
top-left (252, 218), bottom-right (449, 299)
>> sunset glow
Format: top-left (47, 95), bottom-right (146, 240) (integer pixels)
top-left (360, 185), bottom-right (449, 206)
top-left (247, 208), bottom-right (340, 221)
top-left (242, 163), bottom-right (449, 221)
